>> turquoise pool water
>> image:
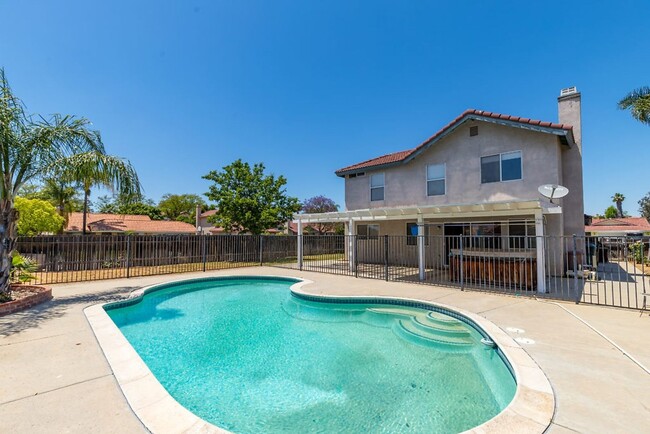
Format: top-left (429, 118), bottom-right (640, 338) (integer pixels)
top-left (106, 277), bottom-right (516, 433)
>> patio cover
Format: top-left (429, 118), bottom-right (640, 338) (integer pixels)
top-left (294, 199), bottom-right (561, 223)
top-left (292, 199), bottom-right (560, 294)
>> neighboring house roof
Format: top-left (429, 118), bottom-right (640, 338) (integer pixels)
top-left (585, 217), bottom-right (650, 234)
top-left (66, 212), bottom-right (196, 234)
top-left (336, 109), bottom-right (576, 176)
top-left (200, 209), bottom-right (218, 218)
top-left (288, 221), bottom-right (335, 234)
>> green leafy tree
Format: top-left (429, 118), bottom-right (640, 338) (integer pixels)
top-left (203, 159), bottom-right (301, 234)
top-left (604, 205), bottom-right (618, 219)
top-left (611, 193), bottom-right (625, 218)
top-left (158, 193), bottom-right (205, 224)
top-left (17, 179), bottom-right (82, 231)
top-left (14, 197), bottom-right (65, 236)
top-left (0, 68), bottom-right (111, 296)
top-left (639, 193), bottom-right (650, 220)
top-left (618, 86), bottom-right (650, 125)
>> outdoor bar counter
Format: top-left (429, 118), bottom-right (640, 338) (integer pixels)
top-left (449, 248), bottom-right (537, 290)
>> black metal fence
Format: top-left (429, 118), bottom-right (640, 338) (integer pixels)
top-left (270, 234), bottom-right (650, 310)
top-left (14, 233), bottom-right (650, 310)
top-left (17, 234), bottom-right (261, 284)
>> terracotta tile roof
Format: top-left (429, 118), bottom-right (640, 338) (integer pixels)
top-left (200, 209), bottom-right (218, 217)
top-left (336, 109), bottom-right (574, 175)
top-left (66, 212), bottom-right (196, 234)
top-left (585, 217), bottom-right (650, 233)
top-left (288, 221), bottom-right (336, 234)
top-left (336, 150), bottom-right (413, 176)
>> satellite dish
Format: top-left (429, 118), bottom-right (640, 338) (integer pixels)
top-left (538, 184), bottom-right (569, 204)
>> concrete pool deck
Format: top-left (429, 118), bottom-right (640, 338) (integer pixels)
top-left (1, 267), bottom-right (649, 433)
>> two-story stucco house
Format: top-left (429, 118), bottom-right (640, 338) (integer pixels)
top-left (296, 88), bottom-right (584, 292)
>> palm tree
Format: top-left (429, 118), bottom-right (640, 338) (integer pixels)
top-left (612, 193), bottom-right (625, 218)
top-left (57, 151), bottom-right (141, 234)
top-left (0, 68), bottom-right (140, 297)
top-left (618, 86), bottom-right (650, 125)
top-left (0, 68), bottom-right (104, 297)
top-left (40, 178), bottom-right (82, 230)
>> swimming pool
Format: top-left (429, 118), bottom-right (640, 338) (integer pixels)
top-left (104, 276), bottom-right (516, 433)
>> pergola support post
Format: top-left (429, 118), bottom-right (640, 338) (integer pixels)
top-left (297, 219), bottom-right (303, 271)
top-left (347, 219), bottom-right (356, 273)
top-left (417, 215), bottom-right (425, 281)
top-left (535, 210), bottom-right (547, 293)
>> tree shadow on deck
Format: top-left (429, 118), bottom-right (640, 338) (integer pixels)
top-left (0, 285), bottom-right (140, 337)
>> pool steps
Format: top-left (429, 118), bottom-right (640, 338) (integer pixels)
top-left (366, 307), bottom-right (471, 337)
top-left (283, 298), bottom-right (476, 350)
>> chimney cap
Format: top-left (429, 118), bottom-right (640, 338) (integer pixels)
top-left (560, 86), bottom-right (578, 97)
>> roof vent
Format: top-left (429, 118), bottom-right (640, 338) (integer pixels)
top-left (560, 86), bottom-right (578, 97)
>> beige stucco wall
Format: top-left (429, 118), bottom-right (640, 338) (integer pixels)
top-left (344, 121), bottom-right (563, 211)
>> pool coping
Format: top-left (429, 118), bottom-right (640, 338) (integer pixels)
top-left (84, 275), bottom-right (555, 434)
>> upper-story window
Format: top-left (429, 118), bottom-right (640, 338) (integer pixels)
top-left (481, 151), bottom-right (522, 183)
top-left (427, 163), bottom-right (446, 196)
top-left (370, 173), bottom-right (384, 201)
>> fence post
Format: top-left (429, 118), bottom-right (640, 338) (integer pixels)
top-left (572, 234), bottom-right (579, 302)
top-left (298, 234), bottom-right (303, 271)
top-left (354, 235), bottom-right (359, 278)
top-left (202, 234), bottom-right (207, 272)
top-left (259, 235), bottom-right (264, 266)
top-left (126, 235), bottom-right (131, 278)
top-left (459, 235), bottom-right (464, 291)
top-left (384, 235), bottom-right (389, 281)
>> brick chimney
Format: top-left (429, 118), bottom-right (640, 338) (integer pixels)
top-left (558, 87), bottom-right (584, 237)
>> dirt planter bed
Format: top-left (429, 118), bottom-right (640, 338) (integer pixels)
top-left (0, 285), bottom-right (52, 316)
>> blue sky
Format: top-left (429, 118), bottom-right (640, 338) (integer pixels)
top-left (1, 0), bottom-right (649, 216)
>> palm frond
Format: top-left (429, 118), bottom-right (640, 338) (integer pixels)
top-left (618, 86), bottom-right (650, 125)
top-left (54, 151), bottom-right (142, 198)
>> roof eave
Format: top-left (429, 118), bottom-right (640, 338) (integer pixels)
top-left (335, 160), bottom-right (404, 177)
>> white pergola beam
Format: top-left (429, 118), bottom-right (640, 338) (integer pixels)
top-left (294, 200), bottom-right (551, 224)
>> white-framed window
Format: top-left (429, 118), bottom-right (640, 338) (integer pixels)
top-left (426, 163), bottom-right (446, 196)
top-left (357, 224), bottom-right (379, 239)
top-left (370, 173), bottom-right (384, 201)
top-left (481, 151), bottom-right (522, 183)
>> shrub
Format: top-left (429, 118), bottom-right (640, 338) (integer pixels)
top-left (10, 253), bottom-right (38, 284)
top-left (629, 241), bottom-right (647, 264)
